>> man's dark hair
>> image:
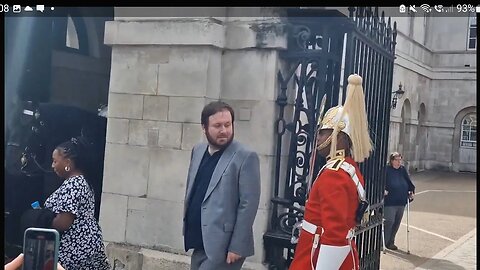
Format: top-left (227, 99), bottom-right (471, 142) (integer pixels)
top-left (201, 101), bottom-right (235, 127)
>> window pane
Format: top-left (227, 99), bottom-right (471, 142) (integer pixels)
top-left (471, 132), bottom-right (476, 140)
top-left (468, 39), bottom-right (476, 49)
top-left (66, 16), bottom-right (79, 49)
top-left (470, 28), bottom-right (477, 38)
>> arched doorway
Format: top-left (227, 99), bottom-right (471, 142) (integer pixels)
top-left (49, 8), bottom-right (113, 112)
top-left (452, 107), bottom-right (477, 172)
top-left (4, 8), bottom-right (114, 256)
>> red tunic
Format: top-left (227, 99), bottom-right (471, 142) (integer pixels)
top-left (290, 157), bottom-right (364, 270)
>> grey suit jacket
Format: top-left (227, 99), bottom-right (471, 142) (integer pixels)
top-left (183, 140), bottom-right (261, 263)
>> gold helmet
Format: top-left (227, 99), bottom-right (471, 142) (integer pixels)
top-left (317, 74), bottom-right (372, 163)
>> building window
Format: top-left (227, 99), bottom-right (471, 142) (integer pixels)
top-left (51, 9), bottom-right (89, 55)
top-left (460, 113), bottom-right (476, 148)
top-left (467, 14), bottom-right (476, 50)
top-left (66, 16), bottom-right (79, 49)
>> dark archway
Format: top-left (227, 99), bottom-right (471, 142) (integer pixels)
top-left (4, 7), bottom-right (114, 259)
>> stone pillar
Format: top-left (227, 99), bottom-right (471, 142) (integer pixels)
top-left (99, 8), bottom-right (286, 269)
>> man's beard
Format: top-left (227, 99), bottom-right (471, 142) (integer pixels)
top-left (206, 130), bottom-right (234, 150)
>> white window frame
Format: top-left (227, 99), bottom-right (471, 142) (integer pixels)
top-left (467, 13), bottom-right (476, 50)
top-left (460, 113), bottom-right (476, 148)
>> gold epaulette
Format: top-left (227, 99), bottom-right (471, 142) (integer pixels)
top-left (325, 157), bottom-right (345, 171)
top-left (324, 149), bottom-right (346, 171)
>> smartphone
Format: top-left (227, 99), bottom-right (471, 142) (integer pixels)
top-left (22, 228), bottom-right (60, 270)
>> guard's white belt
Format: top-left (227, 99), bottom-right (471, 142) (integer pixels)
top-left (302, 219), bottom-right (319, 234)
top-left (303, 220), bottom-right (355, 240)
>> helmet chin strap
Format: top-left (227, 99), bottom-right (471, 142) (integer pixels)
top-left (317, 133), bottom-right (351, 156)
top-left (317, 134), bottom-right (332, 151)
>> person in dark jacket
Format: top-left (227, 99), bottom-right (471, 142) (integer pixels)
top-left (384, 152), bottom-right (415, 250)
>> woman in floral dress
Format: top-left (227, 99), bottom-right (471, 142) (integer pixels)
top-left (45, 137), bottom-right (110, 269)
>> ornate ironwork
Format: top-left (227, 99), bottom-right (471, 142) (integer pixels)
top-left (264, 7), bottom-right (397, 270)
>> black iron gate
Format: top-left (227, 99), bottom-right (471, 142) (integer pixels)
top-left (263, 7), bottom-right (397, 270)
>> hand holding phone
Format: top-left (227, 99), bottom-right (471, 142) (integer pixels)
top-left (5, 254), bottom-right (65, 270)
top-left (5, 253), bottom-right (24, 270)
top-left (22, 228), bottom-right (60, 270)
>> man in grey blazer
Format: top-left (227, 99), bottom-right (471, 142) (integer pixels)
top-left (183, 101), bottom-right (261, 270)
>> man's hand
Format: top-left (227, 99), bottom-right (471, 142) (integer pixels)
top-left (384, 190), bottom-right (389, 196)
top-left (226, 252), bottom-right (242, 264)
top-left (408, 191), bottom-right (414, 202)
top-left (5, 253), bottom-right (66, 270)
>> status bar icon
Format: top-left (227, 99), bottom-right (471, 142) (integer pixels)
top-left (12, 5), bottom-right (21, 13)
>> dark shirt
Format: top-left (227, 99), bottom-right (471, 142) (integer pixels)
top-left (184, 148), bottom-right (224, 251)
top-left (385, 165), bottom-right (415, 206)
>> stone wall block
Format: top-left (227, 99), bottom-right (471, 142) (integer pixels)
top-left (143, 95), bottom-right (169, 121)
top-left (181, 123), bottom-right (204, 151)
top-left (100, 193), bottom-right (129, 243)
top-left (103, 143), bottom-right (149, 196)
top-left (221, 50), bottom-right (278, 101)
top-left (148, 149), bottom-right (191, 201)
top-left (105, 20), bottom-right (225, 47)
top-left (106, 118), bottom-right (129, 144)
top-left (168, 97), bottom-right (206, 123)
top-left (108, 93), bottom-right (144, 119)
top-left (129, 120), bottom-right (182, 149)
top-left (225, 100), bottom-right (276, 156)
top-left (157, 47), bottom-right (213, 98)
top-left (109, 46), bottom-right (170, 95)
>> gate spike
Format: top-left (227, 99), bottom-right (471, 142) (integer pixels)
top-left (368, 7), bottom-right (374, 37)
top-left (358, 7), bottom-right (364, 29)
top-left (392, 21), bottom-right (398, 52)
top-left (386, 17), bottom-right (392, 49)
top-left (380, 11), bottom-right (386, 47)
top-left (373, 9), bottom-right (379, 42)
top-left (348, 6), bottom-right (355, 19)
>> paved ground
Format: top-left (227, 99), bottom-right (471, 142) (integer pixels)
top-left (379, 171), bottom-right (476, 270)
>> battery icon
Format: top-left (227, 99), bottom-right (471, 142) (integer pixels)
top-left (476, 6), bottom-right (480, 13)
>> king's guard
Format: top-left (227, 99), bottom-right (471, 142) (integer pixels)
top-left (290, 74), bottom-right (372, 270)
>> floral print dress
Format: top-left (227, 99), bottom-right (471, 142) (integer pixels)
top-left (44, 175), bottom-right (110, 270)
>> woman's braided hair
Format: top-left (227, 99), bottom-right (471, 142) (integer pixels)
top-left (56, 136), bottom-right (95, 188)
